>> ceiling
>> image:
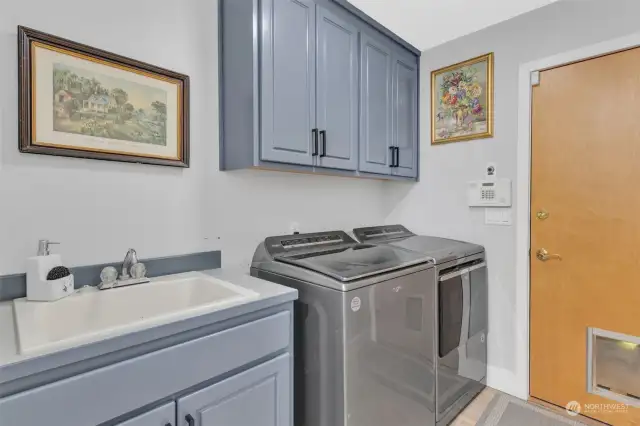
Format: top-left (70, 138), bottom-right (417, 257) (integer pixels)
top-left (347, 0), bottom-right (559, 51)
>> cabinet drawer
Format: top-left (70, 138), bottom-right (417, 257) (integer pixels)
top-left (0, 311), bottom-right (290, 426)
top-left (116, 402), bottom-right (175, 426)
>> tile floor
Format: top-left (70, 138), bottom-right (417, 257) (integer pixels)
top-left (451, 388), bottom-right (605, 426)
top-left (451, 387), bottom-right (500, 426)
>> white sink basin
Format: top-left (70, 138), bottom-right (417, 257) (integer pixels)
top-left (13, 272), bottom-right (259, 355)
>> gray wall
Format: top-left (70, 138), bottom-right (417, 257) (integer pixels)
top-left (383, 0), bottom-right (640, 397)
top-left (0, 0), bottom-right (389, 276)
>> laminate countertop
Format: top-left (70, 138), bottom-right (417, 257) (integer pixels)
top-left (0, 268), bottom-right (297, 391)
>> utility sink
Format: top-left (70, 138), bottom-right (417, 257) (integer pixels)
top-left (13, 271), bottom-right (259, 356)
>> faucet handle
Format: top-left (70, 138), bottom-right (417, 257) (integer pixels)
top-left (99, 266), bottom-right (118, 289)
top-left (130, 262), bottom-right (147, 279)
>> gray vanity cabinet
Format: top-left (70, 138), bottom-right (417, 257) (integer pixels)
top-left (177, 354), bottom-right (290, 426)
top-left (315, 5), bottom-right (359, 171)
top-left (0, 308), bottom-right (293, 426)
top-left (358, 32), bottom-right (393, 175)
top-left (392, 51), bottom-right (419, 178)
top-left (116, 402), bottom-right (176, 426)
top-left (260, 0), bottom-right (317, 166)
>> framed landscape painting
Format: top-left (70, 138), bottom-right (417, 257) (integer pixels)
top-left (431, 53), bottom-right (494, 145)
top-left (18, 26), bottom-right (189, 167)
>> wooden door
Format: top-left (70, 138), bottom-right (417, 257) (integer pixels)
top-left (530, 47), bottom-right (640, 425)
top-left (177, 355), bottom-right (291, 426)
top-left (359, 32), bottom-right (393, 175)
top-left (316, 5), bottom-right (359, 171)
top-left (391, 50), bottom-right (419, 178)
top-left (261, 0), bottom-right (316, 166)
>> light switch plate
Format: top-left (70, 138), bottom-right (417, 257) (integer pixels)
top-left (485, 207), bottom-right (512, 226)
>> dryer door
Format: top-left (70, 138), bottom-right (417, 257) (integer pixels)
top-left (438, 261), bottom-right (487, 356)
top-left (437, 260), bottom-right (488, 421)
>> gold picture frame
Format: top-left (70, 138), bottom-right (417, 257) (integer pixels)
top-left (431, 53), bottom-right (494, 145)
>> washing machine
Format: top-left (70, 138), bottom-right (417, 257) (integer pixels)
top-left (353, 225), bottom-right (488, 425)
top-left (251, 230), bottom-right (442, 426)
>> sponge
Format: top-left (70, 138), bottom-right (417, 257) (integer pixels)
top-left (47, 266), bottom-right (71, 281)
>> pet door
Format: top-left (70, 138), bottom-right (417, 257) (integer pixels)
top-left (588, 328), bottom-right (640, 407)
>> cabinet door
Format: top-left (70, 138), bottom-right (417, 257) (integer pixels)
top-left (116, 402), bottom-right (175, 426)
top-left (260, 0), bottom-right (316, 166)
top-left (316, 6), bottom-right (358, 171)
top-left (392, 52), bottom-right (419, 178)
top-left (177, 354), bottom-right (291, 426)
top-left (359, 32), bottom-right (393, 175)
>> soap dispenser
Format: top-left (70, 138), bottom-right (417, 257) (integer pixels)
top-left (26, 240), bottom-right (75, 301)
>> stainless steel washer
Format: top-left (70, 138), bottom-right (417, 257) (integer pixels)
top-left (353, 225), bottom-right (488, 425)
top-left (251, 230), bottom-right (439, 426)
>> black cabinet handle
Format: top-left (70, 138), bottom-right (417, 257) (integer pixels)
top-left (389, 146), bottom-right (395, 167)
top-left (394, 147), bottom-right (400, 167)
top-left (319, 130), bottom-right (327, 157)
top-left (312, 128), bottom-right (318, 156)
top-left (185, 414), bottom-right (195, 426)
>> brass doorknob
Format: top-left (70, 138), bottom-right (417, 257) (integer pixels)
top-left (536, 248), bottom-right (562, 262)
top-left (536, 210), bottom-right (549, 220)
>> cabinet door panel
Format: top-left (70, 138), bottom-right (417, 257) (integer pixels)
top-left (316, 6), bottom-right (358, 171)
top-left (393, 52), bottom-right (419, 178)
top-left (116, 402), bottom-right (175, 426)
top-left (177, 354), bottom-right (291, 426)
top-left (261, 0), bottom-right (316, 165)
top-left (359, 33), bottom-right (393, 175)
top-left (0, 312), bottom-right (290, 426)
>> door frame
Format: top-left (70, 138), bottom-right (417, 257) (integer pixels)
top-left (515, 31), bottom-right (640, 401)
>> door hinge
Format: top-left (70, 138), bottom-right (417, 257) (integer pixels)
top-left (531, 71), bottom-right (540, 86)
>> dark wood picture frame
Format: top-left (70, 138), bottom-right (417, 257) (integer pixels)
top-left (18, 26), bottom-right (190, 167)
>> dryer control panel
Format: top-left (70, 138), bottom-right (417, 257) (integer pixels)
top-left (353, 225), bottom-right (414, 243)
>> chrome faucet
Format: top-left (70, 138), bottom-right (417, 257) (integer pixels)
top-left (121, 248), bottom-right (140, 279)
top-left (98, 248), bottom-right (149, 290)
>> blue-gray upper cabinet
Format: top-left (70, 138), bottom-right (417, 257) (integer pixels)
top-left (358, 32), bottom-right (394, 175)
top-left (260, 0), bottom-right (317, 165)
top-left (219, 0), bottom-right (420, 180)
top-left (177, 354), bottom-right (291, 426)
top-left (392, 51), bottom-right (419, 178)
top-left (116, 402), bottom-right (175, 426)
top-left (315, 5), bottom-right (359, 171)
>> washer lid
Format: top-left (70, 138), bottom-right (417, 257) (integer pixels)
top-left (353, 225), bottom-right (484, 264)
top-left (385, 236), bottom-right (483, 263)
top-left (275, 244), bottom-right (430, 282)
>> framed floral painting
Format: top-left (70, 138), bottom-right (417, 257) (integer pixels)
top-left (431, 53), bottom-right (494, 144)
top-left (18, 26), bottom-right (190, 167)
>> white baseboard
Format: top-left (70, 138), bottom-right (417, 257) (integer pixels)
top-left (487, 365), bottom-right (528, 400)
